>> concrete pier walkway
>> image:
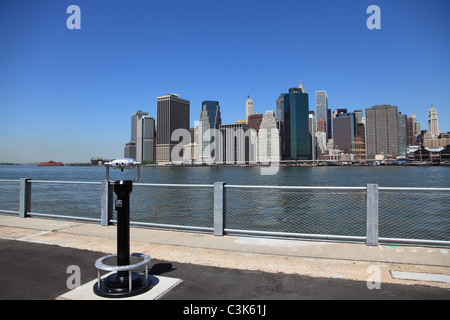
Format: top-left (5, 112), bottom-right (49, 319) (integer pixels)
top-left (0, 215), bottom-right (448, 300)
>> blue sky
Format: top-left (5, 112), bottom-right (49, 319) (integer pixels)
top-left (0, 0), bottom-right (449, 163)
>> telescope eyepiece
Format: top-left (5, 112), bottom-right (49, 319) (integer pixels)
top-left (104, 158), bottom-right (141, 182)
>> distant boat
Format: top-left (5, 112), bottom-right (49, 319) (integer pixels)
top-left (38, 161), bottom-right (64, 166)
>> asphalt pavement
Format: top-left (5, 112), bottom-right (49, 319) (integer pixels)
top-left (1, 238), bottom-right (449, 301)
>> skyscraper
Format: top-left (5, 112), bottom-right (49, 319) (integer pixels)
top-left (198, 100), bottom-right (221, 163)
top-left (156, 93), bottom-right (190, 163)
top-left (257, 111), bottom-right (281, 163)
top-left (141, 116), bottom-right (156, 162)
top-left (397, 112), bottom-right (407, 158)
top-left (428, 104), bottom-right (440, 137)
top-left (124, 110), bottom-right (155, 162)
top-left (124, 141), bottom-right (136, 159)
top-left (365, 105), bottom-right (401, 159)
top-left (245, 96), bottom-right (254, 123)
top-left (332, 109), bottom-right (355, 154)
top-left (247, 113), bottom-right (263, 132)
top-left (218, 123), bottom-right (256, 164)
top-left (278, 81), bottom-right (310, 160)
top-left (408, 113), bottom-right (421, 145)
top-left (315, 91), bottom-right (329, 140)
top-left (308, 111), bottom-right (316, 160)
top-left (131, 110), bottom-right (148, 143)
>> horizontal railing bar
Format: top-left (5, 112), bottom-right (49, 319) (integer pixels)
top-left (224, 229), bottom-right (367, 241)
top-left (30, 180), bottom-right (102, 185)
top-left (225, 185), bottom-right (367, 190)
top-left (112, 220), bottom-right (214, 232)
top-left (133, 183), bottom-right (214, 188)
top-left (28, 212), bottom-right (101, 222)
top-left (379, 237), bottom-right (450, 246)
top-left (7, 179), bottom-right (447, 191)
top-left (379, 187), bottom-right (450, 192)
top-left (0, 210), bottom-right (20, 214)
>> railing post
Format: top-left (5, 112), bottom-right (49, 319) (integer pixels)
top-left (214, 182), bottom-right (226, 236)
top-left (101, 180), bottom-right (114, 226)
top-left (19, 178), bottom-right (32, 218)
top-left (366, 184), bottom-right (379, 246)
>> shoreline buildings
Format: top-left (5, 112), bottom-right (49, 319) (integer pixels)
top-left (121, 80), bottom-right (449, 165)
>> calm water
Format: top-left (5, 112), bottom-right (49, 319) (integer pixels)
top-left (1, 164), bottom-right (449, 187)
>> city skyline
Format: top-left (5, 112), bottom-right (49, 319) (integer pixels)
top-left (1, 0), bottom-right (449, 163)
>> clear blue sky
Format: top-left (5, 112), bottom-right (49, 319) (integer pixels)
top-left (0, 0), bottom-right (449, 163)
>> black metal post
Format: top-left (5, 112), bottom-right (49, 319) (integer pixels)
top-left (114, 180), bottom-right (132, 277)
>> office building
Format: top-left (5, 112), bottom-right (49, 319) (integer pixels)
top-left (309, 111), bottom-right (316, 160)
top-left (198, 101), bottom-right (221, 163)
top-left (315, 131), bottom-right (327, 157)
top-left (423, 105), bottom-right (449, 148)
top-left (257, 111), bottom-right (281, 163)
top-left (365, 105), bottom-right (401, 159)
top-left (428, 104), bottom-right (440, 137)
top-left (278, 81), bottom-right (310, 160)
top-left (124, 110), bottom-right (155, 162)
top-left (354, 110), bottom-right (363, 125)
top-left (332, 110), bottom-right (355, 154)
top-left (276, 94), bottom-right (285, 123)
top-left (131, 110), bottom-right (148, 162)
top-left (317, 117), bottom-right (326, 133)
top-left (124, 142), bottom-right (136, 160)
top-left (397, 112), bottom-right (408, 158)
top-left (410, 113), bottom-right (421, 137)
top-left (141, 116), bottom-right (156, 162)
top-left (218, 123), bottom-right (256, 164)
top-left (156, 94), bottom-right (190, 163)
top-left (354, 123), bottom-right (366, 160)
top-left (131, 110), bottom-right (148, 142)
top-left (315, 91), bottom-right (329, 140)
top-left (245, 96), bottom-right (254, 123)
top-left (247, 113), bottom-right (263, 132)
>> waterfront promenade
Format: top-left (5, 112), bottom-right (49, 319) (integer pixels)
top-left (0, 215), bottom-right (448, 300)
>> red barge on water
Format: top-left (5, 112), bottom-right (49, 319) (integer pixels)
top-left (38, 161), bottom-right (64, 166)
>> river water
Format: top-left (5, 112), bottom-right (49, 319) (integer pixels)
top-left (1, 164), bottom-right (449, 187)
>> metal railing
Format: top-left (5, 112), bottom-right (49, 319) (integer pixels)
top-left (0, 178), bottom-right (449, 246)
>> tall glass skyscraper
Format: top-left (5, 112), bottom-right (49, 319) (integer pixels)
top-left (198, 100), bottom-right (221, 162)
top-left (278, 82), bottom-right (310, 160)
